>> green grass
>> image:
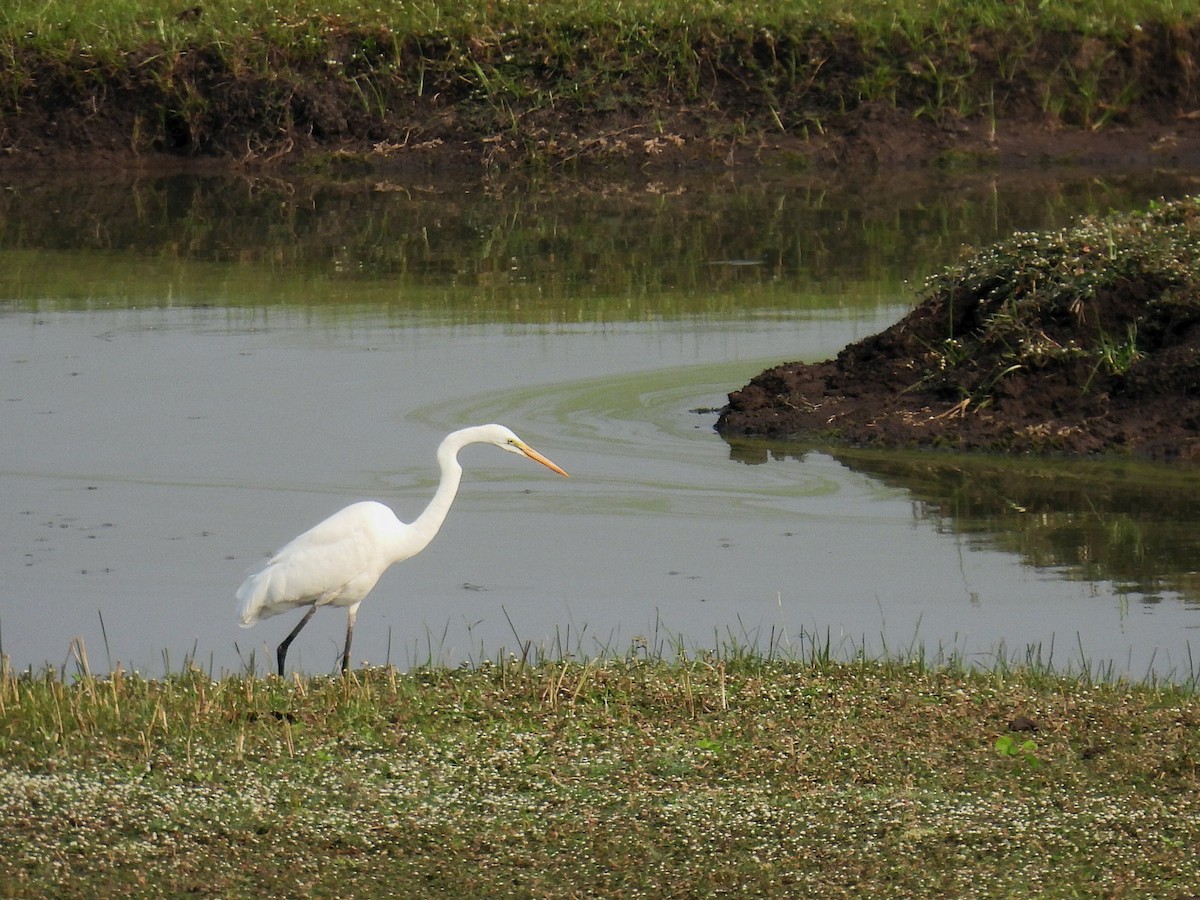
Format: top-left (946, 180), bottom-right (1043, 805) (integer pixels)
top-left (2, 652), bottom-right (1199, 895)
top-left (5, 0), bottom-right (1192, 48)
top-left (2, 0), bottom-right (1199, 163)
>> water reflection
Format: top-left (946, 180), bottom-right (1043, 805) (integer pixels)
top-left (728, 439), bottom-right (1200, 607)
top-left (2, 167), bottom-right (1198, 320)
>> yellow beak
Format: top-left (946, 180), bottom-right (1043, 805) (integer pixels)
top-left (521, 445), bottom-right (569, 477)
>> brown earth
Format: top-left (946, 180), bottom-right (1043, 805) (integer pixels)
top-left (8, 106), bottom-right (1200, 180)
top-left (6, 65), bottom-right (1200, 178)
top-left (714, 192), bottom-right (1200, 462)
top-left (5, 16), bottom-right (1200, 177)
top-left (715, 305), bottom-right (1200, 463)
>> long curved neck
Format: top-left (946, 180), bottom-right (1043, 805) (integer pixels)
top-left (406, 427), bottom-right (485, 552)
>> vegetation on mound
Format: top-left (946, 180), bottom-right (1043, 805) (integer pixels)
top-left (2, 656), bottom-right (1199, 895)
top-left (3, 0), bottom-right (1200, 165)
top-left (910, 195), bottom-right (1200, 413)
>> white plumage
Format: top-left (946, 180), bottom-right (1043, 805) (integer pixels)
top-left (236, 424), bottom-right (568, 675)
top-left (237, 500), bottom-right (399, 625)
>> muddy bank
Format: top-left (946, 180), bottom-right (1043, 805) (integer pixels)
top-left (8, 101), bottom-right (1200, 179)
top-left (716, 198), bottom-right (1200, 461)
top-left (6, 12), bottom-right (1200, 177)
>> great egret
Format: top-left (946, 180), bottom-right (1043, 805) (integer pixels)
top-left (237, 424), bottom-right (568, 676)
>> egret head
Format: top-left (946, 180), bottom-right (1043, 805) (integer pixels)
top-left (485, 424), bottom-right (569, 477)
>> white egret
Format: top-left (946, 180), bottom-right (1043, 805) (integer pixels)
top-left (236, 424), bottom-right (568, 676)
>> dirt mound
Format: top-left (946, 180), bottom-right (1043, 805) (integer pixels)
top-left (716, 199), bottom-right (1200, 461)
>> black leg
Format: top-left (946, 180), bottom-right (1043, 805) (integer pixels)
top-left (276, 605), bottom-right (318, 677)
top-left (341, 606), bottom-right (359, 676)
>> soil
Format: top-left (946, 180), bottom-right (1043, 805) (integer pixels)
top-left (7, 71), bottom-right (1200, 178)
top-left (715, 311), bottom-right (1200, 464)
top-left (714, 201), bottom-right (1200, 462)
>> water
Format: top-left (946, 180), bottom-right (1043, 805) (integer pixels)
top-left (3, 167), bottom-right (1200, 680)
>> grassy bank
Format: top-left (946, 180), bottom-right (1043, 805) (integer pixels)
top-left (2, 656), bottom-right (1199, 895)
top-left (2, 0), bottom-right (1200, 166)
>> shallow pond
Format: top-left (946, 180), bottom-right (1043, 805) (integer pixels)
top-left (3, 167), bottom-right (1200, 680)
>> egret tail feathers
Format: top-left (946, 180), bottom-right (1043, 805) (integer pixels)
top-left (236, 564), bottom-right (285, 627)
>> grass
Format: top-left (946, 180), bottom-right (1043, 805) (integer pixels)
top-left (5, 0), bottom-right (1191, 48)
top-left (2, 0), bottom-right (1200, 164)
top-left (2, 647), bottom-right (1200, 896)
